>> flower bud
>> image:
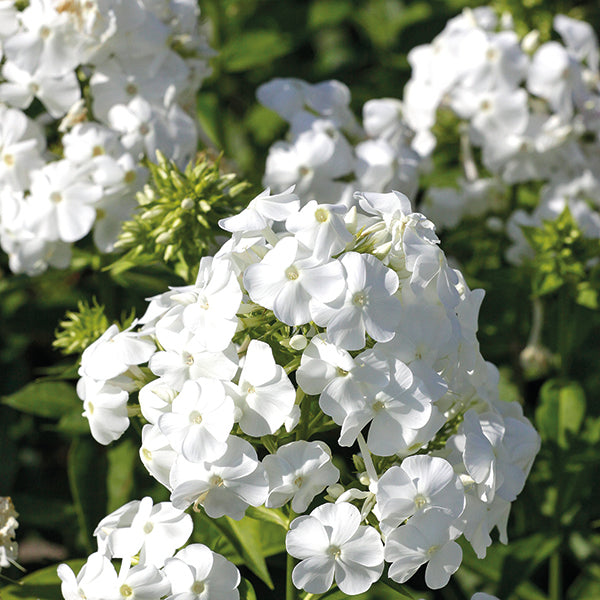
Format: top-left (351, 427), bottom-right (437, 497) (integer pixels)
top-left (520, 343), bottom-right (554, 379)
top-left (289, 334), bottom-right (308, 351)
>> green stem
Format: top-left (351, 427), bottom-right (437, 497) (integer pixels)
top-left (285, 554), bottom-right (298, 600)
top-left (557, 288), bottom-right (571, 377)
top-left (297, 390), bottom-right (310, 440)
top-left (549, 550), bottom-right (562, 600)
top-left (527, 296), bottom-right (544, 348)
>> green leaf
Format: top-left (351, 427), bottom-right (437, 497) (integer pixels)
top-left (222, 30), bottom-right (293, 72)
top-left (210, 515), bottom-right (276, 589)
top-left (106, 438), bottom-right (137, 512)
top-left (567, 565), bottom-right (600, 600)
top-left (238, 578), bottom-right (257, 600)
top-left (0, 559), bottom-right (85, 600)
top-left (459, 542), bottom-right (548, 600)
top-left (497, 533), bottom-right (562, 599)
top-left (245, 505), bottom-right (288, 529)
top-left (68, 438), bottom-right (108, 553)
top-left (2, 380), bottom-right (79, 419)
top-left (308, 0), bottom-right (352, 28)
top-left (535, 379), bottom-right (587, 448)
top-left (576, 283), bottom-right (598, 309)
top-left (55, 408), bottom-right (89, 435)
top-left (380, 574), bottom-right (418, 598)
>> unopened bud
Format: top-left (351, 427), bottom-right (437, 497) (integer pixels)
top-left (289, 334), bottom-right (308, 351)
top-left (522, 30), bottom-right (540, 54)
top-left (141, 207), bottom-right (164, 220)
top-left (156, 231), bottom-right (172, 245)
top-left (181, 197), bottom-right (195, 210)
top-left (520, 343), bottom-right (554, 379)
top-left (358, 472), bottom-right (370, 486)
top-left (325, 484), bottom-right (345, 502)
top-left (163, 244), bottom-right (176, 261)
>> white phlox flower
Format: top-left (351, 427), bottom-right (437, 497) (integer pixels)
top-left (358, 362), bottom-right (437, 456)
top-left (0, 106), bottom-right (45, 190)
top-left (218, 186), bottom-right (299, 234)
top-left (158, 378), bottom-right (234, 463)
top-left (244, 236), bottom-right (346, 326)
top-left (376, 455), bottom-right (465, 535)
top-left (0, 59), bottom-right (81, 118)
top-left (115, 562), bottom-right (170, 600)
top-left (139, 378), bottom-right (179, 425)
top-left (148, 334), bottom-right (239, 390)
top-left (25, 160), bottom-right (102, 243)
top-left (80, 323), bottom-right (156, 382)
top-left (264, 440), bottom-right (340, 513)
top-left (286, 502), bottom-right (384, 595)
top-left (77, 376), bottom-right (130, 445)
top-left (163, 544), bottom-right (240, 600)
top-left (311, 251), bottom-right (401, 350)
top-left (0, 497), bottom-right (18, 570)
top-left (169, 435), bottom-right (268, 520)
top-left (384, 509), bottom-right (463, 589)
top-left (139, 424), bottom-right (177, 489)
top-left (94, 497), bottom-right (193, 568)
top-left (58, 552), bottom-right (119, 600)
top-left (225, 339), bottom-right (296, 436)
top-left (285, 200), bottom-right (353, 258)
top-left (181, 256), bottom-right (242, 352)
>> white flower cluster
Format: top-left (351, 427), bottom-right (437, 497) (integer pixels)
top-left (0, 496), bottom-right (18, 570)
top-left (58, 496), bottom-right (241, 600)
top-left (0, 0), bottom-right (212, 274)
top-left (75, 187), bottom-right (540, 594)
top-left (258, 78), bottom-right (421, 206)
top-left (403, 7), bottom-right (600, 255)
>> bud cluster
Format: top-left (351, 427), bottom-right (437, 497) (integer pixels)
top-left (113, 151), bottom-right (252, 282)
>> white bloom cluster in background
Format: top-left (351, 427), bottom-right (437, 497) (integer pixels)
top-left (402, 7), bottom-right (600, 257)
top-left (72, 186), bottom-right (540, 595)
top-left (0, 0), bottom-right (213, 275)
top-left (258, 78), bottom-right (422, 207)
top-left (0, 496), bottom-right (18, 570)
top-left (58, 496), bottom-right (241, 600)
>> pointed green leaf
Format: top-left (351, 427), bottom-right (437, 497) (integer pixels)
top-left (2, 380), bottom-right (79, 419)
top-left (68, 438), bottom-right (108, 553)
top-left (210, 515), bottom-right (275, 589)
top-left (106, 438), bottom-right (137, 512)
top-left (245, 505), bottom-right (288, 529)
top-left (222, 30), bottom-right (293, 72)
top-left (535, 379), bottom-right (586, 447)
top-left (238, 578), bottom-right (257, 600)
top-left (497, 533), bottom-right (562, 599)
top-left (0, 559), bottom-right (85, 600)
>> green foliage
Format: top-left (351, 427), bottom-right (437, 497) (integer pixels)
top-left (239, 578), bottom-right (258, 600)
top-left (2, 380), bottom-right (79, 419)
top-left (112, 151), bottom-right (253, 283)
top-left (0, 560), bottom-right (86, 600)
top-left (535, 379), bottom-right (586, 448)
top-left (493, 0), bottom-right (597, 40)
top-left (222, 30), bottom-right (294, 72)
top-left (67, 438), bottom-right (108, 553)
top-left (521, 207), bottom-right (600, 307)
top-left (106, 438), bottom-right (137, 512)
